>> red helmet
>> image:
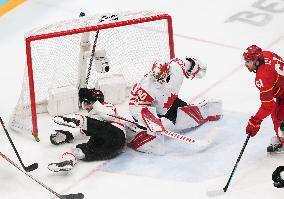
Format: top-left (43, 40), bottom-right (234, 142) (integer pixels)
top-left (151, 60), bottom-right (170, 83)
top-left (243, 45), bottom-right (263, 61)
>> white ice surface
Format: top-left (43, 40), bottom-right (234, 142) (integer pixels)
top-left (1, 0), bottom-right (284, 199)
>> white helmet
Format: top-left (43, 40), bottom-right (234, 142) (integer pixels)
top-left (151, 60), bottom-right (171, 83)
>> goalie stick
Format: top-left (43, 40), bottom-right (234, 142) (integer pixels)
top-left (0, 117), bottom-right (38, 172)
top-left (85, 14), bottom-right (118, 86)
top-left (140, 107), bottom-right (218, 147)
top-left (0, 151), bottom-right (84, 199)
top-left (206, 134), bottom-right (251, 197)
top-left (105, 108), bottom-right (218, 147)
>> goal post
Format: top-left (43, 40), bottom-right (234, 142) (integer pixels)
top-left (9, 11), bottom-right (175, 141)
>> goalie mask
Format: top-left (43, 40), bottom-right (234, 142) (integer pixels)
top-left (79, 88), bottom-right (104, 104)
top-left (151, 60), bottom-right (171, 83)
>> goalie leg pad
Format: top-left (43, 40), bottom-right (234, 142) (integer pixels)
top-left (175, 105), bottom-right (206, 130)
top-left (50, 130), bottom-right (74, 145)
top-left (174, 99), bottom-right (222, 131)
top-left (127, 130), bottom-right (165, 155)
top-left (197, 99), bottom-right (223, 119)
top-left (125, 122), bottom-right (147, 143)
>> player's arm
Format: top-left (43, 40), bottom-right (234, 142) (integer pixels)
top-left (170, 57), bottom-right (207, 79)
top-left (254, 90), bottom-right (275, 120)
top-left (88, 101), bottom-right (116, 121)
top-left (246, 73), bottom-right (276, 136)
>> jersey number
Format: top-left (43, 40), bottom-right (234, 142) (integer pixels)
top-left (131, 83), bottom-right (150, 101)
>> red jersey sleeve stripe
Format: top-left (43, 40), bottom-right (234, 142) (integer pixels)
top-left (260, 87), bottom-right (274, 93)
top-left (260, 99), bottom-right (274, 103)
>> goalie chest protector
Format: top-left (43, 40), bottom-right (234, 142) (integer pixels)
top-left (47, 86), bottom-right (79, 116)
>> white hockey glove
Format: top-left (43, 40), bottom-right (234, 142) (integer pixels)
top-left (88, 101), bottom-right (115, 122)
top-left (185, 57), bottom-right (207, 79)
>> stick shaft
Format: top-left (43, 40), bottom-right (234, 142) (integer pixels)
top-left (107, 113), bottom-right (202, 145)
top-left (223, 134), bottom-right (251, 192)
top-left (0, 117), bottom-right (36, 172)
top-left (0, 151), bottom-right (61, 197)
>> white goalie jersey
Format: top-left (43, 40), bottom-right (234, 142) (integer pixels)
top-left (127, 57), bottom-right (221, 154)
top-left (129, 57), bottom-right (221, 131)
top-left (129, 57), bottom-right (189, 116)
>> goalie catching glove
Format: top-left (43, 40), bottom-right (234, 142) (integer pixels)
top-left (50, 130), bottom-right (74, 145)
top-left (184, 57), bottom-right (207, 79)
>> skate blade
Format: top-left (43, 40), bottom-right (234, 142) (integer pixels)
top-left (48, 164), bottom-right (73, 172)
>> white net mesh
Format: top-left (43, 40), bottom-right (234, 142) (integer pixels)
top-left (9, 10), bottom-right (174, 138)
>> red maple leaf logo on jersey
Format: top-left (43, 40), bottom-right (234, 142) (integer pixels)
top-left (163, 93), bottom-right (177, 109)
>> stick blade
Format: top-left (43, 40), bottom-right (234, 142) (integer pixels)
top-left (206, 189), bottom-right (225, 197)
top-left (25, 163), bottom-right (38, 172)
top-left (205, 127), bottom-right (220, 145)
top-left (60, 193), bottom-right (84, 199)
top-left (198, 127), bottom-right (220, 148)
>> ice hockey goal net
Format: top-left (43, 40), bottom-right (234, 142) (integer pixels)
top-left (9, 11), bottom-right (175, 141)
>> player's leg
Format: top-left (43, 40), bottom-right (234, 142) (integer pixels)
top-left (171, 99), bottom-right (222, 131)
top-left (127, 106), bottom-right (165, 155)
top-left (268, 99), bottom-right (284, 152)
top-left (127, 129), bottom-right (165, 155)
top-left (77, 117), bottom-right (126, 161)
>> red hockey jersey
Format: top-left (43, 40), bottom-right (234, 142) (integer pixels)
top-left (254, 51), bottom-right (284, 120)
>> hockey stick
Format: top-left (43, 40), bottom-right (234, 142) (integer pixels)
top-left (53, 112), bottom-right (218, 147)
top-left (85, 14), bottom-right (118, 85)
top-left (106, 110), bottom-right (218, 147)
top-left (206, 134), bottom-right (251, 197)
top-left (140, 107), bottom-right (218, 147)
top-left (0, 117), bottom-right (38, 172)
top-left (0, 151), bottom-right (84, 199)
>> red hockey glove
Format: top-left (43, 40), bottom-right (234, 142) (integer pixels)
top-left (246, 116), bottom-right (262, 137)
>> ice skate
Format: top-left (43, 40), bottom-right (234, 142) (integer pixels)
top-left (47, 160), bottom-right (74, 172)
top-left (267, 136), bottom-right (284, 153)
